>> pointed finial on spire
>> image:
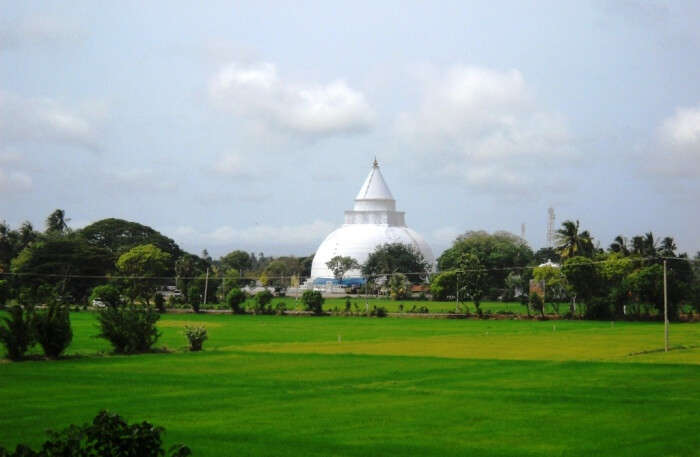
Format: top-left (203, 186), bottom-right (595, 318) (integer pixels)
top-left (373, 157), bottom-right (378, 168)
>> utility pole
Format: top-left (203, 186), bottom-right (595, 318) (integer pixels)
top-left (203, 267), bottom-right (209, 306)
top-left (663, 260), bottom-right (669, 352)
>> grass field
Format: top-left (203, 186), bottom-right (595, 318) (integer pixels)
top-left (1, 313), bottom-right (699, 456)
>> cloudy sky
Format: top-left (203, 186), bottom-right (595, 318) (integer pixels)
top-left (2, 0), bottom-right (699, 258)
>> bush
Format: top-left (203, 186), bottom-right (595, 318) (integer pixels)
top-left (89, 284), bottom-right (122, 308)
top-left (154, 293), bottom-right (165, 313)
top-left (274, 302), bottom-right (287, 315)
top-left (187, 286), bottom-right (201, 313)
top-left (584, 297), bottom-right (613, 320)
top-left (529, 293), bottom-right (544, 318)
top-left (253, 290), bottom-right (273, 314)
top-left (301, 290), bottom-right (324, 315)
top-left (225, 288), bottom-right (246, 314)
top-left (96, 305), bottom-right (161, 354)
top-left (183, 325), bottom-right (207, 351)
top-left (0, 279), bottom-right (9, 308)
top-left (0, 305), bottom-right (35, 361)
top-left (33, 304), bottom-right (72, 359)
top-left (371, 305), bottom-right (388, 317)
top-left (0, 410), bottom-right (191, 457)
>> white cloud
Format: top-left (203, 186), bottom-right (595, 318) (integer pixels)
top-left (395, 65), bottom-right (576, 196)
top-left (0, 168), bottom-right (32, 192)
top-left (213, 152), bottom-right (260, 178)
top-left (0, 15), bottom-right (84, 50)
top-left (173, 220), bottom-right (336, 249)
top-left (209, 61), bottom-right (374, 138)
top-left (0, 91), bottom-right (102, 150)
top-left (649, 104), bottom-right (700, 178)
top-left (105, 168), bottom-right (176, 191)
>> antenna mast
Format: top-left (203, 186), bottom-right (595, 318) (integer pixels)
top-left (546, 207), bottom-right (555, 248)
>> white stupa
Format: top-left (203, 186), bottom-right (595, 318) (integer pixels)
top-left (310, 160), bottom-right (435, 284)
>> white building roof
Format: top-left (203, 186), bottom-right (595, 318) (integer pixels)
top-left (355, 159), bottom-right (394, 201)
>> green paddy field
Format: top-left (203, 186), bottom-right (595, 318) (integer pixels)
top-left (1, 313), bottom-right (699, 456)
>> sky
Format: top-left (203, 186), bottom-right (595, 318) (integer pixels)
top-left (1, 0), bottom-right (699, 259)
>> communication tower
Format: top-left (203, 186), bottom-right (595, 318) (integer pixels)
top-left (546, 207), bottom-right (555, 247)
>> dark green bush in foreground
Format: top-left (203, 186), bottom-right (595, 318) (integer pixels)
top-left (252, 290), bottom-right (273, 314)
top-left (97, 305), bottom-right (161, 354)
top-left (0, 305), bottom-right (35, 361)
top-left (225, 288), bottom-right (246, 314)
top-left (301, 290), bottom-right (324, 315)
top-left (33, 304), bottom-right (72, 359)
top-left (0, 410), bottom-right (191, 457)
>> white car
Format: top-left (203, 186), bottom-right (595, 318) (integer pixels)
top-left (91, 299), bottom-right (107, 308)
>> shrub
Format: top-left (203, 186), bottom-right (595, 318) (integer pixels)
top-left (253, 290), bottom-right (273, 314)
top-left (89, 284), bottom-right (122, 308)
top-left (154, 293), bottom-right (165, 313)
top-left (183, 325), bottom-right (207, 351)
top-left (371, 305), bottom-right (388, 317)
top-left (0, 279), bottom-right (9, 308)
top-left (187, 286), bottom-right (201, 313)
top-left (529, 293), bottom-right (544, 318)
top-left (301, 290), bottom-right (324, 315)
top-left (0, 305), bottom-right (35, 361)
top-left (96, 305), bottom-right (161, 354)
top-left (0, 410), bottom-right (191, 457)
top-left (225, 288), bottom-right (246, 314)
top-left (274, 302), bottom-right (287, 315)
top-left (33, 304), bottom-right (72, 359)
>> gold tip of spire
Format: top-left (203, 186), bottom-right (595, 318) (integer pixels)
top-left (373, 157), bottom-right (378, 168)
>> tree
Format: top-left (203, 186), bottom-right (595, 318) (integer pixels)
top-left (175, 253), bottom-right (206, 298)
top-left (225, 288), bottom-right (246, 314)
top-left (78, 218), bottom-right (181, 266)
top-left (301, 290), bottom-right (324, 315)
top-left (430, 270), bottom-right (458, 301)
top-left (555, 220), bottom-right (594, 260)
top-left (325, 256), bottom-right (360, 285)
top-left (45, 209), bottom-right (70, 235)
top-left (11, 238), bottom-right (114, 305)
top-left (96, 305), bottom-right (161, 354)
top-left (608, 235), bottom-right (629, 256)
top-left (220, 250), bottom-right (252, 272)
top-left (388, 273), bottom-right (409, 300)
top-left (362, 243), bottom-right (429, 284)
top-left (33, 303), bottom-right (72, 359)
top-left (532, 264), bottom-right (568, 313)
top-left (116, 244), bottom-right (172, 306)
top-left (533, 247), bottom-right (560, 265)
top-left (0, 305), bottom-right (35, 360)
top-left (253, 290), bottom-right (273, 314)
top-left (438, 231), bottom-right (533, 297)
top-left (561, 256), bottom-right (599, 306)
top-left (89, 284), bottom-right (123, 308)
top-left (457, 253), bottom-right (486, 314)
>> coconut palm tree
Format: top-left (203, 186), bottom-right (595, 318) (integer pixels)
top-left (608, 235), bottom-right (629, 256)
top-left (45, 209), bottom-right (70, 234)
top-left (554, 220), bottom-right (594, 259)
top-left (659, 237), bottom-right (676, 257)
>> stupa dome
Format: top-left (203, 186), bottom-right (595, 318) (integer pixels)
top-left (310, 160), bottom-right (435, 284)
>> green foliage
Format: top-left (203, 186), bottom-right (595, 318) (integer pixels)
top-left (225, 288), bottom-right (246, 314)
top-left (79, 218), bottom-right (182, 262)
top-left (532, 265), bottom-right (568, 304)
top-left (0, 410), bottom-right (190, 457)
top-left (96, 305), bottom-right (161, 354)
top-left (0, 305), bottom-right (35, 360)
top-left (10, 238), bottom-right (114, 305)
top-left (458, 253), bottom-right (486, 313)
top-left (562, 256), bottom-right (599, 303)
top-left (555, 220), bottom-right (594, 259)
top-left (45, 209), bottom-right (70, 235)
top-left (388, 273), bottom-right (410, 300)
top-left (174, 253), bottom-right (207, 299)
top-left (154, 293), bottom-right (165, 313)
top-left (325, 256), bottom-right (360, 284)
top-left (33, 304), bottom-right (72, 359)
top-left (301, 290), bottom-right (324, 315)
top-left (184, 325), bottom-right (207, 351)
top-left (370, 305), bottom-right (388, 317)
top-left (117, 244), bottom-right (172, 305)
top-left (220, 250), bottom-right (252, 272)
top-left (253, 290), bottom-right (274, 314)
top-left (438, 230), bottom-right (533, 297)
top-left (529, 292), bottom-right (544, 318)
top-left (362, 243), bottom-right (429, 284)
top-left (89, 284), bottom-right (123, 308)
top-left (430, 270), bottom-right (457, 301)
top-left (187, 286), bottom-right (201, 313)
top-left (0, 279), bottom-right (9, 307)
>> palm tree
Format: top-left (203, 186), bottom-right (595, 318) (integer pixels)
top-left (554, 220), bottom-right (594, 259)
top-left (608, 235), bottom-right (629, 256)
top-left (45, 209), bottom-right (70, 234)
top-left (630, 235), bottom-right (645, 255)
top-left (659, 237), bottom-right (676, 257)
top-left (642, 232), bottom-right (659, 257)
